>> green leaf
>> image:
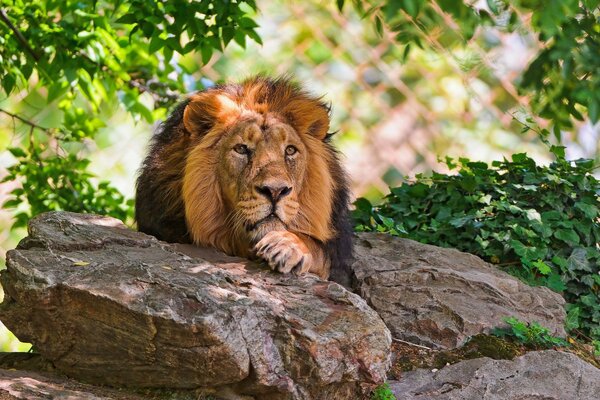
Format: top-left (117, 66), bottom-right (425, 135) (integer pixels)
top-left (566, 248), bottom-right (591, 272)
top-left (354, 197), bottom-right (373, 212)
top-left (554, 229), bottom-right (580, 245)
top-left (116, 13), bottom-right (138, 24)
top-left (545, 274), bottom-right (566, 292)
top-left (2, 74), bottom-right (16, 94)
top-left (525, 209), bottom-right (541, 222)
top-left (375, 16), bottom-right (383, 37)
top-left (149, 34), bottom-right (164, 53)
top-left (511, 153), bottom-right (529, 163)
top-left (532, 259), bottom-right (551, 275)
top-left (574, 202), bottom-right (598, 219)
top-left (486, 0), bottom-right (499, 15)
top-left (549, 145), bottom-right (565, 159)
top-left (200, 44), bottom-right (213, 64)
top-left (8, 147), bottom-right (27, 158)
top-left (565, 306), bottom-right (580, 331)
top-left (2, 199), bottom-right (20, 209)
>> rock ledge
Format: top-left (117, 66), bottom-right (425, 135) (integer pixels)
top-left (0, 212), bottom-right (391, 400)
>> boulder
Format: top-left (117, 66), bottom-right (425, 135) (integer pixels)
top-left (0, 368), bottom-right (147, 400)
top-left (388, 350), bottom-right (600, 400)
top-left (0, 212), bottom-right (391, 400)
top-left (351, 233), bottom-right (566, 349)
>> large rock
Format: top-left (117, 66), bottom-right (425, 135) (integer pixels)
top-left (351, 233), bottom-right (566, 349)
top-left (0, 368), bottom-right (147, 400)
top-left (0, 212), bottom-right (391, 400)
top-left (389, 350), bottom-right (600, 400)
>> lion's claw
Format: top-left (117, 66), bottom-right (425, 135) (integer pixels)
top-left (255, 231), bottom-right (312, 275)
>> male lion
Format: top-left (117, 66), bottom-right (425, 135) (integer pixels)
top-left (135, 76), bottom-right (352, 282)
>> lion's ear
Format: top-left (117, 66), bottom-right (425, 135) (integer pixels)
top-left (183, 91), bottom-right (241, 135)
top-left (284, 100), bottom-right (330, 140)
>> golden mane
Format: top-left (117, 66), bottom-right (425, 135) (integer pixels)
top-left (136, 76), bottom-right (353, 283)
top-left (181, 77), bottom-right (335, 255)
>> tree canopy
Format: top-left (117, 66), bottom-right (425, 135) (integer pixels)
top-left (0, 0), bottom-right (597, 226)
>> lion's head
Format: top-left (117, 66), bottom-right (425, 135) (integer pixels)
top-left (180, 77), bottom-right (336, 257)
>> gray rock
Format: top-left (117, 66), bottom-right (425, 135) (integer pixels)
top-left (0, 368), bottom-right (146, 400)
top-left (0, 212), bottom-right (391, 400)
top-left (351, 233), bottom-right (566, 349)
top-left (389, 350), bottom-right (600, 400)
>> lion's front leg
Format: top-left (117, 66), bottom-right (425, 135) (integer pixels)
top-left (254, 231), bottom-right (328, 278)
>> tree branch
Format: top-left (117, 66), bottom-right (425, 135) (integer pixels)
top-left (77, 50), bottom-right (180, 104)
top-left (0, 8), bottom-right (40, 62)
top-left (0, 108), bottom-right (52, 133)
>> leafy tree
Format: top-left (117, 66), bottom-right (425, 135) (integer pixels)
top-left (0, 0), bottom-right (260, 227)
top-left (2, 0), bottom-right (598, 227)
top-left (339, 0), bottom-right (600, 138)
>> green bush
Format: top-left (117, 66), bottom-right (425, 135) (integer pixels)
top-left (354, 148), bottom-right (600, 341)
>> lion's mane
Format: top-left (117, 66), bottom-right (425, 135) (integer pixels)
top-left (135, 76), bottom-right (352, 284)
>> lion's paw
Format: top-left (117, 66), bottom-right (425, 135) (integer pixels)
top-left (254, 231), bottom-right (312, 275)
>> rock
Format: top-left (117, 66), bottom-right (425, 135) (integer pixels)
top-left (388, 350), bottom-right (600, 400)
top-left (0, 368), bottom-right (148, 400)
top-left (0, 212), bottom-right (391, 400)
top-left (351, 233), bottom-right (566, 349)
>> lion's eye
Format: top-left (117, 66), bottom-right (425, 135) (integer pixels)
top-left (285, 145), bottom-right (297, 156)
top-left (233, 144), bottom-right (249, 155)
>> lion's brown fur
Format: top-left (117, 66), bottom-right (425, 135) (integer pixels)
top-left (136, 76), bottom-right (352, 283)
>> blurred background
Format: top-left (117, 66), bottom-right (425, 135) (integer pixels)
top-left (0, 0), bottom-right (597, 350)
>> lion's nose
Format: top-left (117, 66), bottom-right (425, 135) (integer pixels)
top-left (256, 184), bottom-right (292, 203)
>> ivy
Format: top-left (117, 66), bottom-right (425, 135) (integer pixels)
top-left (354, 151), bottom-right (600, 341)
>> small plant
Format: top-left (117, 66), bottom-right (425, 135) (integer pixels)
top-left (492, 317), bottom-right (569, 349)
top-left (371, 383), bottom-right (397, 400)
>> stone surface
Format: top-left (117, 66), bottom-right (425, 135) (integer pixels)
top-left (389, 350), bottom-right (600, 400)
top-left (351, 233), bottom-right (566, 349)
top-left (0, 212), bottom-right (391, 400)
top-left (0, 368), bottom-right (147, 400)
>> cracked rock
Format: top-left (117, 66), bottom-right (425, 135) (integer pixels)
top-left (351, 233), bottom-right (566, 349)
top-left (388, 350), bottom-right (600, 400)
top-left (0, 212), bottom-right (391, 400)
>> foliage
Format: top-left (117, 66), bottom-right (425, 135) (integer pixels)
top-left (371, 383), bottom-right (397, 400)
top-left (338, 0), bottom-right (600, 135)
top-left (492, 317), bottom-right (569, 349)
top-left (353, 151), bottom-right (600, 340)
top-left (2, 146), bottom-right (132, 228)
top-left (0, 0), bottom-right (260, 225)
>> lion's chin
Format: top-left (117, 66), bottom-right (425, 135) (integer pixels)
top-left (247, 216), bottom-right (287, 243)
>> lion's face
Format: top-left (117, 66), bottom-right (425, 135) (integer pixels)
top-left (218, 115), bottom-right (307, 242)
top-left (181, 78), bottom-right (335, 257)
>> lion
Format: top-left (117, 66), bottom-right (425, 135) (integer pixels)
top-left (135, 76), bottom-right (352, 283)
